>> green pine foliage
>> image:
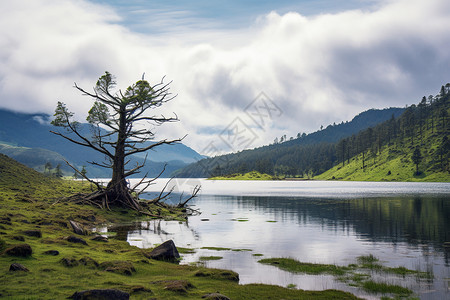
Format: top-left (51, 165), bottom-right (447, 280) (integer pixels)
top-left (316, 84), bottom-right (450, 181)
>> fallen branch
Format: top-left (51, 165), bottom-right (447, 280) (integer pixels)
top-left (177, 185), bottom-right (201, 208)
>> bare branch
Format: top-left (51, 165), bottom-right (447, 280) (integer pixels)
top-left (178, 185), bottom-right (201, 208)
top-left (63, 159), bottom-right (103, 190)
top-left (126, 135), bottom-right (186, 156)
top-left (50, 130), bottom-right (113, 158)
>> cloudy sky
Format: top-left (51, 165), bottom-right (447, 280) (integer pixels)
top-left (1, 0), bottom-right (449, 154)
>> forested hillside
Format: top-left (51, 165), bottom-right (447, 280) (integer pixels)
top-left (174, 84), bottom-right (449, 180)
top-left (316, 85), bottom-right (450, 181)
top-left (174, 107), bottom-right (405, 178)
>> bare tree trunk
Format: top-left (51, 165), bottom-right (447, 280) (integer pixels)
top-left (106, 106), bottom-right (140, 210)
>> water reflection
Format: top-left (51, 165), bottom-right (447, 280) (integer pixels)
top-left (231, 196), bottom-right (450, 255)
top-left (105, 185), bottom-right (450, 299)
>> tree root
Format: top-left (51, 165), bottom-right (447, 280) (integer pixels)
top-left (57, 184), bottom-right (200, 219)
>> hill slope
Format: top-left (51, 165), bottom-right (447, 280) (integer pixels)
top-left (316, 86), bottom-right (450, 181)
top-left (174, 107), bottom-right (404, 178)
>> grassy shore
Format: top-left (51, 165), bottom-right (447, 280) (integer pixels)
top-left (209, 171), bottom-right (276, 180)
top-left (0, 154), bottom-right (360, 299)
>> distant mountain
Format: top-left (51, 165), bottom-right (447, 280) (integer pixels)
top-left (174, 107), bottom-right (405, 178)
top-left (0, 109), bottom-right (203, 177)
top-left (0, 142), bottom-right (71, 175)
top-left (284, 107), bottom-right (405, 146)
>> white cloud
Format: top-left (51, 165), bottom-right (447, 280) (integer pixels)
top-left (0, 0), bottom-right (449, 154)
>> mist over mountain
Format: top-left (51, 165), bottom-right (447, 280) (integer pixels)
top-left (0, 109), bottom-right (203, 177)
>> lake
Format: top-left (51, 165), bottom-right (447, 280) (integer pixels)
top-left (104, 179), bottom-right (450, 299)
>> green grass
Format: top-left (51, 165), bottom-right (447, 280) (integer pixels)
top-left (209, 171), bottom-right (275, 181)
top-left (178, 247), bottom-right (196, 254)
top-left (259, 255), bottom-right (428, 298)
top-left (356, 254), bottom-right (379, 264)
top-left (362, 281), bottom-right (412, 296)
top-left (200, 246), bottom-right (252, 252)
top-left (199, 256), bottom-right (223, 261)
top-left (258, 258), bottom-right (347, 276)
top-left (201, 247), bottom-right (232, 251)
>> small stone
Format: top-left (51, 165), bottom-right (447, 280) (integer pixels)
top-left (43, 250), bottom-right (59, 256)
top-left (202, 293), bottom-right (231, 300)
top-left (67, 235), bottom-right (88, 245)
top-left (164, 280), bottom-right (194, 293)
top-left (99, 261), bottom-right (135, 276)
top-left (61, 257), bottom-right (79, 267)
top-left (12, 236), bottom-right (25, 241)
top-left (91, 235), bottom-right (108, 242)
top-left (130, 286), bottom-right (152, 293)
top-left (69, 289), bottom-right (129, 300)
top-left (4, 244), bottom-right (32, 257)
top-left (24, 230), bottom-right (42, 238)
top-left (9, 263), bottom-right (29, 272)
top-left (78, 257), bottom-right (99, 269)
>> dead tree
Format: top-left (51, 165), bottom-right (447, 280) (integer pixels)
top-left (51, 72), bottom-right (199, 211)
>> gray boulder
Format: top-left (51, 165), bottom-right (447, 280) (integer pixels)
top-left (4, 244), bottom-right (32, 257)
top-left (69, 220), bottom-right (88, 235)
top-left (69, 289), bottom-right (129, 300)
top-left (202, 293), bottom-right (231, 300)
top-left (9, 263), bottom-right (29, 272)
top-left (145, 240), bottom-right (180, 262)
top-left (67, 235), bottom-right (88, 245)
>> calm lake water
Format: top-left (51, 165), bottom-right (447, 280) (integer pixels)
top-left (104, 179), bottom-right (450, 300)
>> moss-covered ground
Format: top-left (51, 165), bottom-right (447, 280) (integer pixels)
top-left (0, 154), bottom-right (360, 299)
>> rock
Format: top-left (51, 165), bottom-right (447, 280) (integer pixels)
top-left (145, 240), bottom-right (180, 262)
top-left (69, 289), bottom-right (129, 300)
top-left (69, 220), bottom-right (88, 235)
top-left (129, 286), bottom-right (152, 293)
top-left (61, 257), bottom-right (79, 267)
top-left (0, 216), bottom-right (12, 225)
top-left (202, 293), bottom-right (231, 300)
top-left (99, 261), bottom-right (135, 276)
top-left (9, 263), bottom-right (29, 272)
top-left (12, 236), bottom-right (25, 241)
top-left (4, 244), bottom-right (32, 257)
top-left (164, 280), bottom-right (194, 293)
top-left (78, 257), bottom-right (98, 269)
top-left (67, 235), bottom-right (88, 245)
top-left (24, 230), bottom-right (42, 238)
top-left (90, 235), bottom-right (108, 242)
top-left (79, 214), bottom-right (96, 222)
top-left (43, 250), bottom-right (59, 256)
